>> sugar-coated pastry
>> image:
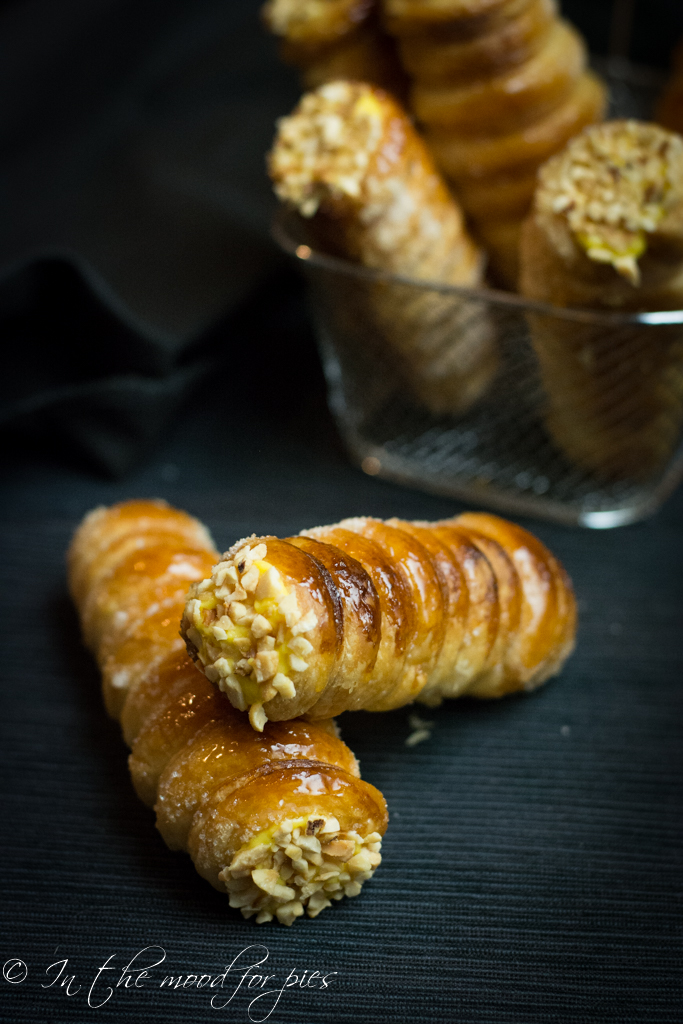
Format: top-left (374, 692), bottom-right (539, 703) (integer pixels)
top-left (68, 500), bottom-right (387, 924)
top-left (269, 79), bottom-right (497, 414)
top-left (520, 120), bottom-right (683, 479)
top-left (182, 511), bottom-right (576, 729)
top-left (382, 0), bottom-right (606, 287)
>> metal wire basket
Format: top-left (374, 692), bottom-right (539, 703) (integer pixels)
top-left (272, 58), bottom-right (683, 529)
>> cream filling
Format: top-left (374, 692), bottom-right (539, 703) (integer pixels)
top-left (181, 538), bottom-right (318, 729)
top-left (218, 814), bottom-right (382, 925)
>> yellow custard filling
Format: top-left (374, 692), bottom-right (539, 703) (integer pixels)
top-left (182, 541), bottom-right (320, 729)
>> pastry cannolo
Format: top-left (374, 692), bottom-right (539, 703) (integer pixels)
top-left (181, 511), bottom-right (576, 729)
top-left (68, 500), bottom-right (387, 924)
top-left (262, 0), bottom-right (405, 94)
top-left (656, 39), bottom-right (683, 137)
top-left (519, 120), bottom-right (683, 479)
top-left (269, 80), bottom-right (497, 415)
top-left (382, 0), bottom-right (607, 287)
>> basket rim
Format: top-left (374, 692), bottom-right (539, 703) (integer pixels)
top-left (272, 208), bottom-right (683, 327)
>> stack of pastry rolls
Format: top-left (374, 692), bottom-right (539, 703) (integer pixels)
top-left (520, 120), bottom-right (683, 480)
top-left (68, 501), bottom-right (387, 925)
top-left (181, 511), bottom-right (576, 729)
top-left (269, 80), bottom-right (498, 415)
top-left (382, 0), bottom-right (607, 286)
top-left (262, 0), bottom-right (405, 93)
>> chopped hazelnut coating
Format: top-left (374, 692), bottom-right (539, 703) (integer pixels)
top-left (535, 120), bottom-right (683, 284)
top-left (219, 814), bottom-right (383, 924)
top-left (269, 80), bottom-right (482, 283)
top-left (182, 512), bottom-right (576, 730)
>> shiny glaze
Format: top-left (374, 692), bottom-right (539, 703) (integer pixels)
top-left (452, 524), bottom-right (523, 694)
top-left (389, 519), bottom-right (469, 698)
top-left (290, 535), bottom-right (381, 647)
top-left (189, 762), bottom-right (388, 891)
top-left (289, 535), bottom-right (382, 715)
top-left (431, 523), bottom-right (500, 692)
top-left (129, 666), bottom-right (222, 805)
top-left (155, 713), bottom-right (359, 849)
top-left (340, 517), bottom-right (445, 704)
top-left (83, 544), bottom-right (213, 653)
top-left (456, 512), bottom-right (576, 686)
top-left (120, 650), bottom-right (200, 747)
top-left (309, 525), bottom-right (414, 708)
top-left (68, 498), bottom-right (210, 605)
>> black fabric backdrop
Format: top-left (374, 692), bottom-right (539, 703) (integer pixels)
top-left (1, 2), bottom-right (683, 1022)
top-left (2, 0), bottom-right (683, 476)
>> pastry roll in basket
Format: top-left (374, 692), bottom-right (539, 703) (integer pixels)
top-left (182, 511), bottom-right (576, 729)
top-left (519, 120), bottom-right (683, 480)
top-left (262, 0), bottom-right (405, 93)
top-left (68, 500), bottom-right (387, 925)
top-left (382, 0), bottom-right (607, 287)
top-left (269, 80), bottom-right (497, 416)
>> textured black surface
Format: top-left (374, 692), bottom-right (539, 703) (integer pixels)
top-left (1, 289), bottom-right (682, 1022)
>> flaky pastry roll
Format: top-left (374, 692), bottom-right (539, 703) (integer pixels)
top-left (520, 120), bottom-right (683, 479)
top-left (181, 511), bottom-right (576, 730)
top-left (269, 79), bottom-right (497, 415)
top-left (382, 0), bottom-right (606, 287)
top-left (396, 0), bottom-right (555, 87)
top-left (69, 500), bottom-right (387, 925)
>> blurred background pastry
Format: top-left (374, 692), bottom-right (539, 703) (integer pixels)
top-left (382, 0), bottom-right (608, 287)
top-left (520, 119), bottom-right (683, 480)
top-left (262, 0), bottom-right (406, 93)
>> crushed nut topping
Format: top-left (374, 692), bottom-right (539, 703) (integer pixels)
top-left (537, 120), bottom-right (683, 284)
top-left (269, 81), bottom-right (387, 217)
top-left (181, 536), bottom-right (324, 727)
top-left (218, 815), bottom-right (383, 925)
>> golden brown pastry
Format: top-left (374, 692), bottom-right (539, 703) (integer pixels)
top-left (68, 500), bottom-right (387, 924)
top-left (182, 510), bottom-right (576, 729)
top-left (269, 79), bottom-right (497, 415)
top-left (382, 0), bottom-right (607, 287)
top-left (519, 119), bottom-right (683, 479)
top-left (656, 39), bottom-right (683, 136)
top-left (262, 0), bottom-right (405, 93)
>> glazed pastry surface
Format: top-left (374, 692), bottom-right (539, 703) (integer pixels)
top-left (382, 0), bottom-right (607, 286)
top-left (68, 500), bottom-right (387, 924)
top-left (182, 511), bottom-right (576, 729)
